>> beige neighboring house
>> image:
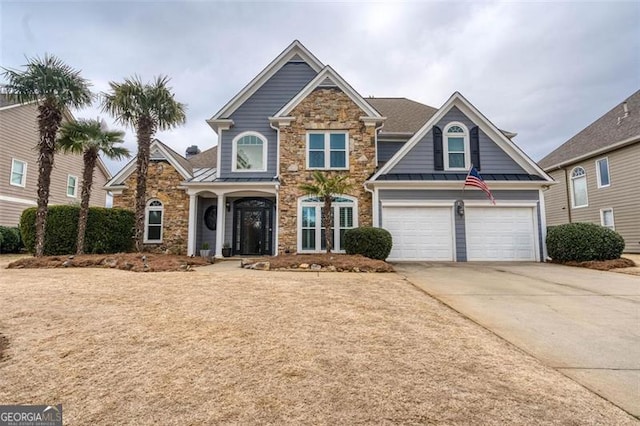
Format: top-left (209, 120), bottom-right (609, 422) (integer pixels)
top-left (539, 89), bottom-right (640, 253)
top-left (0, 95), bottom-right (112, 226)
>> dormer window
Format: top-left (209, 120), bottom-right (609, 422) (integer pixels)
top-left (444, 123), bottom-right (470, 170)
top-left (232, 132), bottom-right (267, 172)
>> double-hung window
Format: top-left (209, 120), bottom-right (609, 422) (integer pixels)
top-left (570, 166), bottom-right (588, 208)
top-left (307, 132), bottom-right (348, 170)
top-left (67, 175), bottom-right (78, 198)
top-left (10, 159), bottom-right (26, 187)
top-left (596, 158), bottom-right (610, 188)
top-left (145, 199), bottom-right (163, 243)
top-left (299, 196), bottom-right (356, 252)
top-left (600, 208), bottom-right (615, 230)
top-left (444, 123), bottom-right (469, 170)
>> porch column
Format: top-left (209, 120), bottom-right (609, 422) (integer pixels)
top-left (215, 193), bottom-right (225, 258)
top-left (187, 193), bottom-right (197, 256)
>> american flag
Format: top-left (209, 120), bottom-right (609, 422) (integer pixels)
top-left (464, 167), bottom-right (496, 204)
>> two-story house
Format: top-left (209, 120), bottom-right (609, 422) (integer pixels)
top-left (539, 90), bottom-right (640, 253)
top-left (105, 41), bottom-right (553, 261)
top-left (0, 95), bottom-right (112, 226)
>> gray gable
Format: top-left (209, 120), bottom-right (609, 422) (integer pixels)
top-left (386, 106), bottom-right (526, 175)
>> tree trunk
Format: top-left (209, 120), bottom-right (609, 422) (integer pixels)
top-left (76, 149), bottom-right (97, 255)
top-left (34, 102), bottom-right (62, 257)
top-left (324, 195), bottom-right (333, 253)
top-left (134, 118), bottom-right (154, 252)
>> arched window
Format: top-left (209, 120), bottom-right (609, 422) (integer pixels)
top-left (145, 199), bottom-right (163, 243)
top-left (570, 167), bottom-right (588, 208)
top-left (298, 195), bottom-right (357, 253)
top-left (444, 122), bottom-right (470, 170)
top-left (232, 132), bottom-right (267, 171)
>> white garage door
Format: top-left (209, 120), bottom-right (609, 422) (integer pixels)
top-left (382, 206), bottom-right (454, 261)
top-left (465, 207), bottom-right (537, 261)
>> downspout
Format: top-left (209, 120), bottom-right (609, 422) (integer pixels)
top-left (562, 167), bottom-right (572, 223)
top-left (270, 121), bottom-right (281, 255)
top-left (364, 121), bottom-right (385, 228)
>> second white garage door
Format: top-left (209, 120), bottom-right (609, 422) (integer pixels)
top-left (382, 206), bottom-right (454, 261)
top-left (465, 207), bottom-right (537, 261)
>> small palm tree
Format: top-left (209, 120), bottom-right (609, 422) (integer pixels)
top-left (57, 119), bottom-right (129, 254)
top-left (299, 171), bottom-right (352, 253)
top-left (2, 54), bottom-right (92, 256)
top-left (101, 76), bottom-right (186, 252)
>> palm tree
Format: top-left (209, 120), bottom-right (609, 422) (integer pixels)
top-left (57, 119), bottom-right (129, 254)
top-left (299, 171), bottom-right (352, 253)
top-left (101, 76), bottom-right (186, 252)
top-left (2, 55), bottom-right (92, 257)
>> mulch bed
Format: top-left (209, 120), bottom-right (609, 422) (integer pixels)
top-left (248, 253), bottom-right (394, 272)
top-left (553, 257), bottom-right (636, 271)
top-left (6, 253), bottom-right (211, 272)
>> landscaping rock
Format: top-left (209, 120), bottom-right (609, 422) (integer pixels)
top-left (62, 260), bottom-right (72, 268)
top-left (326, 265), bottom-right (337, 272)
top-left (251, 261), bottom-right (270, 271)
top-left (103, 258), bottom-right (117, 268)
top-left (310, 264), bottom-right (322, 271)
top-left (299, 263), bottom-right (310, 269)
top-left (240, 258), bottom-right (251, 268)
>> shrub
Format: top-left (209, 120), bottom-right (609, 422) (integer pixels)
top-left (344, 227), bottom-right (393, 260)
top-left (0, 226), bottom-right (22, 253)
top-left (20, 206), bottom-right (134, 255)
top-left (546, 223), bottom-right (625, 262)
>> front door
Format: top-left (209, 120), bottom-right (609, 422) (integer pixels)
top-left (233, 198), bottom-right (273, 255)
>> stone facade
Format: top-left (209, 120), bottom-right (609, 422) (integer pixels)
top-left (278, 87), bottom-right (377, 254)
top-left (112, 161), bottom-right (189, 254)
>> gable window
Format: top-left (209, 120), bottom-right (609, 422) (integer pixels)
top-left (232, 132), bottom-right (267, 171)
top-left (67, 175), bottom-right (78, 198)
top-left (444, 123), bottom-right (469, 170)
top-left (145, 199), bottom-right (163, 243)
top-left (596, 158), bottom-right (610, 188)
top-left (10, 159), bottom-right (26, 187)
top-left (600, 208), bottom-right (615, 230)
top-left (298, 195), bottom-right (357, 252)
top-left (307, 132), bottom-right (348, 170)
top-left (570, 166), bottom-right (588, 208)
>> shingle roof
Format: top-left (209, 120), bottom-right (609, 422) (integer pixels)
top-left (539, 89), bottom-right (640, 169)
top-left (0, 94), bottom-right (19, 108)
top-left (188, 146), bottom-right (217, 168)
top-left (366, 97), bottom-right (438, 135)
top-left (153, 139), bottom-right (193, 174)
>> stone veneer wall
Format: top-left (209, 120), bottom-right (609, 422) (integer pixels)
top-left (112, 161), bottom-right (189, 254)
top-left (278, 87), bottom-right (377, 254)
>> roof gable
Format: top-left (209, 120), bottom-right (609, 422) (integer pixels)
top-left (539, 89), bottom-right (640, 169)
top-left (209, 40), bottom-right (324, 121)
top-left (371, 92), bottom-right (552, 182)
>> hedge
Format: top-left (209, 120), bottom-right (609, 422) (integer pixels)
top-left (0, 226), bottom-right (22, 253)
top-left (546, 222), bottom-right (625, 262)
top-left (20, 205), bottom-right (134, 255)
top-left (344, 227), bottom-right (393, 260)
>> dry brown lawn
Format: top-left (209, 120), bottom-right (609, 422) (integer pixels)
top-left (0, 263), bottom-right (636, 425)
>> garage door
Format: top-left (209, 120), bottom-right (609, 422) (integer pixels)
top-left (465, 207), bottom-right (537, 261)
top-left (382, 206), bottom-right (454, 261)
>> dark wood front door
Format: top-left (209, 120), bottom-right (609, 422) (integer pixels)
top-left (233, 198), bottom-right (273, 255)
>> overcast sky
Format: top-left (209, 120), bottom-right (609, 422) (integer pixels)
top-left (2, 1), bottom-right (639, 174)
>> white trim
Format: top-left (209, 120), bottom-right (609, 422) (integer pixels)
top-left (10, 158), bottom-right (27, 187)
top-left (462, 200), bottom-right (537, 207)
top-left (538, 189), bottom-right (548, 261)
top-left (0, 99), bottom-right (39, 111)
top-left (600, 207), bottom-right (615, 230)
top-left (306, 131), bottom-right (349, 170)
top-left (210, 41), bottom-right (324, 121)
top-left (569, 166), bottom-right (588, 208)
top-left (371, 92), bottom-right (553, 182)
top-left (144, 199), bottom-right (164, 243)
top-left (297, 194), bottom-right (358, 253)
top-left (0, 195), bottom-right (37, 205)
top-left (187, 194), bottom-right (197, 256)
top-left (205, 119), bottom-right (234, 135)
top-left (443, 121), bottom-right (470, 171)
top-left (380, 200), bottom-right (457, 207)
top-left (273, 66), bottom-right (383, 120)
top-left (214, 195), bottom-right (225, 258)
top-left (231, 131), bottom-right (268, 172)
top-left (66, 174), bottom-right (78, 198)
top-left (595, 157), bottom-right (611, 188)
top-left (368, 180), bottom-right (551, 190)
top-left (542, 136), bottom-right (639, 171)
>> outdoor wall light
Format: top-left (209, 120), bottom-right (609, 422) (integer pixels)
top-left (226, 201), bottom-right (231, 211)
top-left (455, 200), bottom-right (465, 217)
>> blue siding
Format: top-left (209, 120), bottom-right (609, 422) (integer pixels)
top-left (455, 212), bottom-right (467, 261)
top-left (196, 197), bottom-right (218, 251)
top-left (388, 106), bottom-right (526, 175)
top-left (219, 61), bottom-right (318, 178)
top-left (377, 141), bottom-right (405, 164)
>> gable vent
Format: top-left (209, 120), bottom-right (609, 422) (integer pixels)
top-left (319, 77), bottom-right (337, 88)
top-left (150, 148), bottom-right (167, 161)
top-left (289, 53), bottom-right (305, 62)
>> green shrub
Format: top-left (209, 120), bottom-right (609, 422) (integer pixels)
top-left (19, 206), bottom-right (134, 255)
top-left (546, 223), bottom-right (625, 262)
top-left (344, 227), bottom-right (393, 260)
top-left (0, 226), bottom-right (22, 253)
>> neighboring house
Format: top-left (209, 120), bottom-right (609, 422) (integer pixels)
top-left (539, 90), bottom-right (640, 253)
top-left (105, 40), bottom-right (553, 260)
top-left (0, 95), bottom-right (112, 226)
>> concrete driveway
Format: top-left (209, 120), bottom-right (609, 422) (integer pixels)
top-left (395, 262), bottom-right (640, 418)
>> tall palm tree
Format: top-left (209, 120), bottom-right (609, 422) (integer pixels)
top-left (2, 54), bottom-right (93, 257)
top-left (299, 171), bottom-right (352, 253)
top-left (57, 119), bottom-right (129, 254)
top-left (101, 76), bottom-right (186, 252)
